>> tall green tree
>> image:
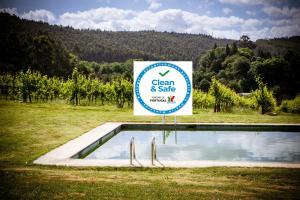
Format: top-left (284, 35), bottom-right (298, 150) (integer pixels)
top-left (238, 35), bottom-right (256, 49)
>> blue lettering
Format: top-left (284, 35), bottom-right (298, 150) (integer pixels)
top-left (158, 85), bottom-right (176, 92)
top-left (152, 79), bottom-right (158, 85)
top-left (151, 79), bottom-right (175, 86)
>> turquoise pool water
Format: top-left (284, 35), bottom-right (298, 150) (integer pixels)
top-left (85, 130), bottom-right (300, 162)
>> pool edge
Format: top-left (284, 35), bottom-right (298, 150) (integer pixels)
top-left (33, 122), bottom-right (300, 168)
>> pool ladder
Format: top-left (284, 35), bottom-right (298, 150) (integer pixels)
top-left (130, 137), bottom-right (136, 165)
top-left (130, 137), bottom-right (157, 166)
top-left (151, 137), bottom-right (157, 165)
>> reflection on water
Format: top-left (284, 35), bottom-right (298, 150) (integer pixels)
top-left (162, 130), bottom-right (177, 144)
top-left (85, 131), bottom-right (300, 162)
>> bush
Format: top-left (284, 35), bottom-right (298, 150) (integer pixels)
top-left (209, 78), bottom-right (253, 112)
top-left (280, 95), bottom-right (300, 114)
top-left (240, 94), bottom-right (258, 109)
top-left (252, 77), bottom-right (276, 114)
top-left (193, 89), bottom-right (215, 109)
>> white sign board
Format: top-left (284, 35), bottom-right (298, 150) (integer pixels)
top-left (134, 61), bottom-right (192, 116)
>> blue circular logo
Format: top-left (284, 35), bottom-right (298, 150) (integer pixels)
top-left (135, 62), bottom-right (191, 114)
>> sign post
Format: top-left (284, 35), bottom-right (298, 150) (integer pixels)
top-left (134, 61), bottom-right (192, 116)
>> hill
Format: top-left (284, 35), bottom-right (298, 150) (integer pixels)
top-left (256, 36), bottom-right (300, 56)
top-left (1, 13), bottom-right (300, 69)
top-left (0, 13), bottom-right (233, 65)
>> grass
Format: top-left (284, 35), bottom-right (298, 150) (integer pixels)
top-left (0, 100), bottom-right (300, 199)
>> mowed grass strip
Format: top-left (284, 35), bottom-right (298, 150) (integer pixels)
top-left (0, 100), bottom-right (300, 199)
top-left (1, 167), bottom-right (300, 200)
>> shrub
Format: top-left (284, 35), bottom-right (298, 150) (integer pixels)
top-left (209, 78), bottom-right (239, 112)
top-left (252, 77), bottom-right (276, 114)
top-left (280, 95), bottom-right (300, 114)
top-left (193, 89), bottom-right (215, 109)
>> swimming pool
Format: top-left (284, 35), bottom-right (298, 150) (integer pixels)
top-left (84, 130), bottom-right (300, 163)
top-left (34, 123), bottom-right (300, 168)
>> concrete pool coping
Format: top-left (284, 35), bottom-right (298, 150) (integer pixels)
top-left (33, 122), bottom-right (300, 168)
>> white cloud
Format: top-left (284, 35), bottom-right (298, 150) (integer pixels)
top-left (58, 8), bottom-right (265, 39)
top-left (58, 7), bottom-right (300, 40)
top-left (61, 7), bottom-right (133, 22)
top-left (263, 6), bottom-right (300, 17)
top-left (266, 18), bottom-right (292, 26)
top-left (147, 0), bottom-right (162, 10)
top-left (242, 18), bottom-right (263, 29)
top-left (270, 24), bottom-right (300, 37)
top-left (20, 9), bottom-right (56, 23)
top-left (0, 8), bottom-right (56, 24)
top-left (0, 8), bottom-right (18, 15)
top-left (59, 7), bottom-right (134, 29)
top-left (219, 0), bottom-right (270, 5)
top-left (222, 7), bottom-right (232, 15)
top-left (1, 6), bottom-right (299, 40)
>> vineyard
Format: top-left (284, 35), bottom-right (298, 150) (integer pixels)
top-left (1, 68), bottom-right (280, 114)
top-left (0, 68), bottom-right (132, 108)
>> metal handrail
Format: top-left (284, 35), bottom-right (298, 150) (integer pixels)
top-left (151, 137), bottom-right (157, 165)
top-left (130, 137), bottom-right (136, 165)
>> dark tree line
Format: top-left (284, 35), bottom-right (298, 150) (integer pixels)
top-left (193, 43), bottom-right (300, 102)
top-left (0, 32), bottom-right (73, 77)
top-left (0, 30), bottom-right (135, 81)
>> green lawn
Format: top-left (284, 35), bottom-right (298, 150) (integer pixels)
top-left (1, 100), bottom-right (300, 199)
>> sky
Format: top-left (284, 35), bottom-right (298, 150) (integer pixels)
top-left (0, 0), bottom-right (299, 40)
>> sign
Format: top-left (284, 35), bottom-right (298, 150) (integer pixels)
top-left (134, 61), bottom-right (192, 115)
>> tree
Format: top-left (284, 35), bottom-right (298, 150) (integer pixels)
top-left (71, 67), bottom-right (79, 105)
top-left (225, 44), bottom-right (230, 56)
top-left (238, 48), bottom-right (254, 59)
top-left (199, 78), bottom-right (210, 92)
top-left (230, 42), bottom-right (238, 55)
top-left (18, 69), bottom-right (39, 103)
top-left (253, 77), bottom-right (276, 114)
top-left (250, 57), bottom-right (289, 101)
top-left (257, 48), bottom-right (271, 58)
top-left (110, 78), bottom-right (134, 108)
top-left (209, 78), bottom-right (241, 112)
top-left (232, 56), bottom-right (250, 79)
top-left (213, 43), bottom-right (217, 49)
top-left (239, 35), bottom-right (256, 49)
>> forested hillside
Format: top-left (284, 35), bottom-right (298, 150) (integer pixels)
top-left (0, 13), bottom-right (233, 65)
top-left (256, 36), bottom-right (300, 56)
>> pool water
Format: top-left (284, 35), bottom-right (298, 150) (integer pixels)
top-left (85, 130), bottom-right (300, 162)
